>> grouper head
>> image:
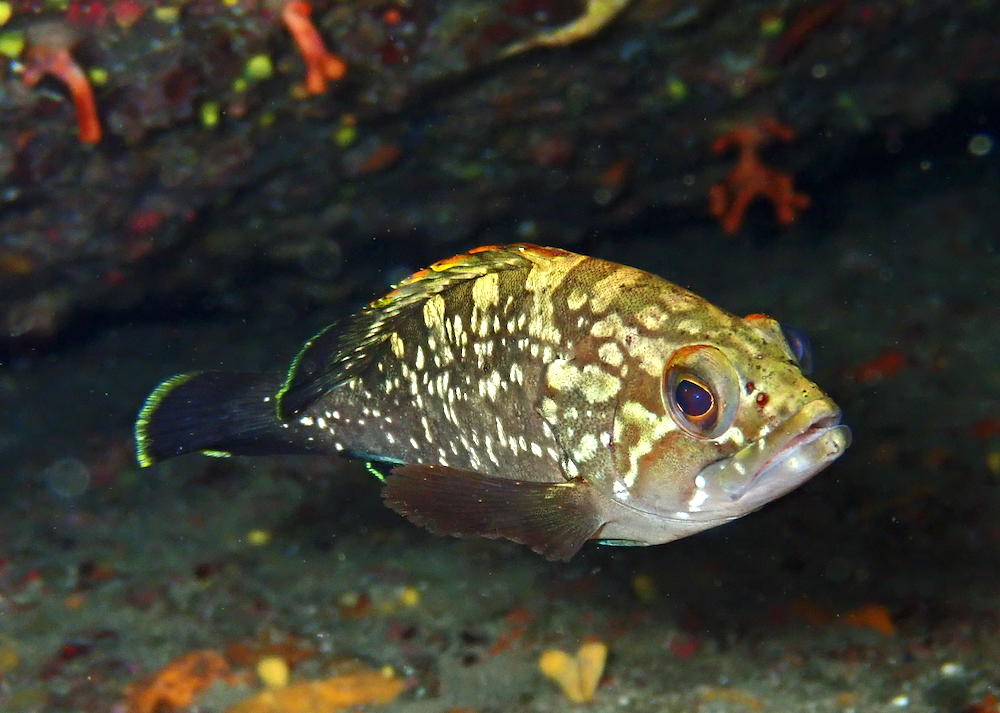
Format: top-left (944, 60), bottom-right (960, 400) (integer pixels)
top-left (598, 310), bottom-right (851, 545)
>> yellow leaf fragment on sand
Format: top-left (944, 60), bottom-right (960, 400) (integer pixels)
top-left (539, 640), bottom-right (607, 703)
top-left (256, 655), bottom-right (289, 688)
top-left (501, 0), bottom-right (631, 57)
top-left (224, 668), bottom-right (406, 713)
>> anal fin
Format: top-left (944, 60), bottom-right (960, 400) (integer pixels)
top-left (382, 465), bottom-right (603, 561)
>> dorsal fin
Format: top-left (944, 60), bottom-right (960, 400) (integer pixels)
top-left (275, 243), bottom-right (573, 418)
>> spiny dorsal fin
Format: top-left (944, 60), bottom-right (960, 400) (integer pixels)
top-left (276, 244), bottom-right (573, 418)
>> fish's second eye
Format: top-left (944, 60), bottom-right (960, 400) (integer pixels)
top-left (780, 324), bottom-right (814, 374)
top-left (675, 379), bottom-right (714, 420)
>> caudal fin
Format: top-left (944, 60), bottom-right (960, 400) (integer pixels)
top-left (135, 371), bottom-right (327, 467)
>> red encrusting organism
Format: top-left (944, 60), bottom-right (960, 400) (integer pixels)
top-left (279, 0), bottom-right (347, 95)
top-left (708, 118), bottom-right (810, 234)
top-left (21, 22), bottom-right (102, 144)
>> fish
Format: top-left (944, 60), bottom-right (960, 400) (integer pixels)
top-left (134, 243), bottom-right (850, 561)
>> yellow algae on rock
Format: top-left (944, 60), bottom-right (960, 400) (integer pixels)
top-left (501, 0), bottom-right (631, 57)
top-left (225, 668), bottom-right (406, 713)
top-left (539, 640), bottom-right (607, 703)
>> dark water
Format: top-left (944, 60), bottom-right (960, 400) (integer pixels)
top-left (2, 136), bottom-right (998, 713)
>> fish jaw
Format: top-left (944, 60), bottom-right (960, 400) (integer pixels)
top-left (595, 397), bottom-right (850, 545)
top-left (689, 397), bottom-right (851, 518)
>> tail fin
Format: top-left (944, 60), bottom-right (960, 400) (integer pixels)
top-left (135, 371), bottom-right (328, 467)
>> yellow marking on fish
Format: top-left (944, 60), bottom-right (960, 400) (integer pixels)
top-left (617, 400), bottom-right (678, 487)
top-left (579, 365), bottom-right (620, 403)
top-left (541, 397), bottom-right (559, 419)
top-left (715, 424), bottom-right (746, 447)
top-left (472, 272), bottom-right (501, 312)
top-left (635, 304), bottom-right (667, 331)
top-left (390, 332), bottom-right (405, 359)
top-left (423, 294), bottom-right (446, 330)
top-left (674, 317), bottom-right (704, 334)
top-left (546, 360), bottom-right (578, 393)
top-left (590, 319), bottom-right (614, 339)
top-left (598, 341), bottom-right (623, 367)
top-left (523, 254), bottom-right (585, 343)
top-left (590, 267), bottom-right (644, 313)
top-left (590, 312), bottom-right (665, 376)
top-left (546, 360), bottom-right (620, 403)
top-left (566, 288), bottom-right (588, 311)
top-left (573, 433), bottom-right (599, 462)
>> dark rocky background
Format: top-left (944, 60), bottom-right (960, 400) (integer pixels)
top-left (0, 2), bottom-right (998, 712)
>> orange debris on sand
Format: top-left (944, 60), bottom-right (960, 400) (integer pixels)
top-left (223, 667), bottom-right (406, 713)
top-left (842, 603), bottom-right (896, 636)
top-left (488, 606), bottom-right (533, 656)
top-left (708, 118), bottom-right (810, 234)
top-left (126, 649), bottom-right (235, 713)
top-left (21, 22), bottom-right (101, 144)
top-left (280, 1), bottom-right (346, 95)
top-left (538, 638), bottom-right (607, 703)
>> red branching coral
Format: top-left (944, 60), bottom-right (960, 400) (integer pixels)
top-left (708, 118), bottom-right (810, 234)
top-left (280, 1), bottom-right (347, 95)
top-left (21, 23), bottom-right (101, 144)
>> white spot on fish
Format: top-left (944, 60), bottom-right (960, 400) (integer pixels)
top-left (598, 341), bottom-right (623, 367)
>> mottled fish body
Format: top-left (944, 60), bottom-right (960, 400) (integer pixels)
top-left (136, 244), bottom-right (850, 560)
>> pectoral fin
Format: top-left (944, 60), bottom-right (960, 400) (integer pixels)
top-left (382, 465), bottom-right (603, 561)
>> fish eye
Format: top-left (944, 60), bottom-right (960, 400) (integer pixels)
top-left (675, 378), bottom-right (716, 424)
top-left (780, 324), bottom-right (814, 374)
top-left (663, 346), bottom-right (739, 439)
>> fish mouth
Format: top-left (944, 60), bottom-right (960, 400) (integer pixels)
top-left (683, 397), bottom-right (851, 520)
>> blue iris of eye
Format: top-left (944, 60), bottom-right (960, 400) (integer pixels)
top-left (675, 379), bottom-right (713, 417)
top-left (780, 324), bottom-right (814, 374)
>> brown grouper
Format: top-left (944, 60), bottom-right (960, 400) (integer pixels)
top-left (135, 244), bottom-right (850, 560)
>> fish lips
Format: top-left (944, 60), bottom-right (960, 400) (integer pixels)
top-left (686, 397), bottom-right (851, 520)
